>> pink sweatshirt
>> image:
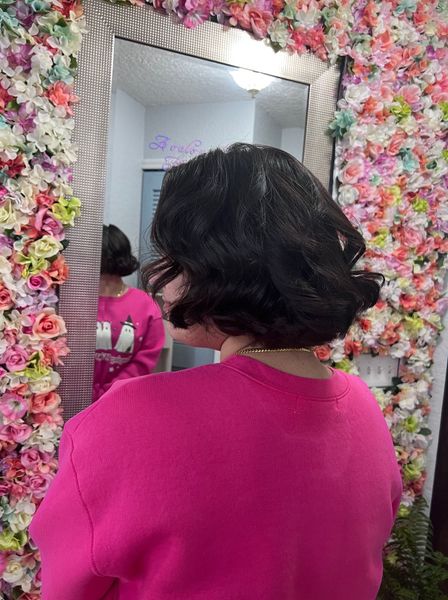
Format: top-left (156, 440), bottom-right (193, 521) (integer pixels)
top-left (30, 356), bottom-right (402, 600)
top-left (94, 287), bottom-right (164, 401)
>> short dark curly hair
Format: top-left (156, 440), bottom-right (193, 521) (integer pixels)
top-left (101, 224), bottom-right (139, 277)
top-left (143, 143), bottom-right (382, 347)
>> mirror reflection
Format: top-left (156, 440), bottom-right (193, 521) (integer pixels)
top-left (94, 38), bottom-right (309, 399)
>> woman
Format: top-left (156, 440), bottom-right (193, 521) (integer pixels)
top-left (93, 224), bottom-right (164, 401)
top-left (31, 145), bottom-right (402, 600)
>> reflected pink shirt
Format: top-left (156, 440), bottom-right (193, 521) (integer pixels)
top-left (94, 287), bottom-right (164, 401)
top-left (31, 356), bottom-right (402, 600)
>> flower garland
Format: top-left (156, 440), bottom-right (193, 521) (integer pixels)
top-left (0, 0), bottom-right (83, 595)
top-left (0, 0), bottom-right (446, 596)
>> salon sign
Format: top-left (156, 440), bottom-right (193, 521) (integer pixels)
top-left (148, 134), bottom-right (203, 169)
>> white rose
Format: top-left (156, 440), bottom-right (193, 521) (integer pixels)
top-left (25, 422), bottom-right (61, 453)
top-left (31, 46), bottom-right (53, 74)
top-left (3, 558), bottom-right (25, 584)
top-left (29, 370), bottom-right (61, 394)
top-left (398, 387), bottom-right (417, 410)
top-left (344, 84), bottom-right (370, 108)
top-left (338, 185), bottom-right (359, 205)
top-left (0, 255), bottom-right (12, 276)
top-left (9, 511), bottom-right (34, 533)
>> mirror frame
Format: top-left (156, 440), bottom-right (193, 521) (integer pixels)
top-left (59, 0), bottom-right (341, 418)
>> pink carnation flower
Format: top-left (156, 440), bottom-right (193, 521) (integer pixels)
top-left (0, 392), bottom-right (28, 420)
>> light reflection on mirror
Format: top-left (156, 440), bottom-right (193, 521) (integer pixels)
top-left (95, 38), bottom-right (309, 400)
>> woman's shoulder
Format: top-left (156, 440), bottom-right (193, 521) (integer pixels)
top-left (66, 363), bottom-right (222, 433)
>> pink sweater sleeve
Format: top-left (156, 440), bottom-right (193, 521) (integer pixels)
top-left (29, 423), bottom-right (115, 599)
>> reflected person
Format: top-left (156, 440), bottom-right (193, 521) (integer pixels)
top-left (31, 145), bottom-right (402, 600)
top-left (93, 224), bottom-right (164, 401)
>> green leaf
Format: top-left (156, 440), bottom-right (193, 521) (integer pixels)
top-left (419, 428), bottom-right (432, 436)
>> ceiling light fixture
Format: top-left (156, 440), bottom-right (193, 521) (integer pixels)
top-left (230, 69), bottom-right (274, 98)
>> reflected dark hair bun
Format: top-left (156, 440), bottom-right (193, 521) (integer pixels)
top-left (101, 224), bottom-right (139, 277)
top-left (143, 143), bottom-right (383, 347)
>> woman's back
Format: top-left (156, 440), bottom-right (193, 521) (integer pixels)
top-left (32, 356), bottom-right (402, 600)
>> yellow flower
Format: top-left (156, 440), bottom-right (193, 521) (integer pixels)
top-left (334, 358), bottom-right (354, 373)
top-left (403, 314), bottom-right (424, 335)
top-left (388, 185), bottom-right (401, 204)
top-left (390, 96), bottom-right (412, 121)
top-left (403, 463), bottom-right (421, 482)
top-left (17, 253), bottom-right (49, 277)
top-left (16, 353), bottom-right (51, 380)
top-left (51, 196), bottom-right (81, 226)
top-left (28, 235), bottom-right (63, 259)
top-left (440, 101), bottom-right (448, 122)
top-left (0, 529), bottom-right (27, 552)
top-left (0, 200), bottom-right (17, 230)
top-left (404, 416), bottom-right (419, 433)
top-left (371, 228), bottom-right (389, 248)
top-left (412, 197), bottom-right (428, 213)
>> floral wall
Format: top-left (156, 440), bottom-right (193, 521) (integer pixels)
top-left (0, 0), bottom-right (447, 596)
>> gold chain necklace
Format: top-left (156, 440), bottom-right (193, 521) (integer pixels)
top-left (237, 347), bottom-right (312, 355)
top-left (115, 284), bottom-right (127, 298)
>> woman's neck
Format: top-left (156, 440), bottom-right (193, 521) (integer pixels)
top-left (99, 275), bottom-right (126, 297)
top-left (220, 336), bottom-right (331, 380)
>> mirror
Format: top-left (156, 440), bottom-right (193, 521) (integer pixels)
top-left (94, 39), bottom-right (310, 399)
top-left (62, 0), bottom-right (340, 415)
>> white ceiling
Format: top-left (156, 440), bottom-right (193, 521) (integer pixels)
top-left (112, 38), bottom-right (309, 129)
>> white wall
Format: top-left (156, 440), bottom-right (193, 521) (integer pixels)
top-left (145, 100), bottom-right (255, 161)
top-left (105, 89), bottom-right (146, 287)
top-left (281, 127), bottom-right (305, 161)
top-left (253, 105), bottom-right (281, 148)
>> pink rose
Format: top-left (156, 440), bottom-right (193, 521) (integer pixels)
top-left (245, 6), bottom-right (272, 38)
top-left (314, 345), bottom-right (332, 361)
top-left (30, 391), bottom-right (61, 414)
top-left (42, 337), bottom-right (70, 366)
top-left (182, 0), bottom-right (212, 27)
top-left (400, 227), bottom-right (424, 248)
top-left (0, 392), bottom-right (28, 420)
top-left (34, 208), bottom-right (65, 241)
top-left (0, 284), bottom-right (13, 310)
top-left (340, 158), bottom-right (365, 184)
top-left (0, 423), bottom-right (32, 443)
top-left (27, 273), bottom-right (52, 291)
top-left (32, 308), bottom-right (67, 339)
top-left (386, 131), bottom-right (407, 155)
top-left (25, 473), bottom-right (52, 499)
top-left (32, 410), bottom-right (63, 425)
top-left (21, 448), bottom-right (42, 470)
top-left (10, 482), bottom-right (27, 500)
top-left (400, 84), bottom-right (421, 106)
top-left (228, 4), bottom-right (251, 29)
top-left (4, 346), bottom-right (29, 372)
